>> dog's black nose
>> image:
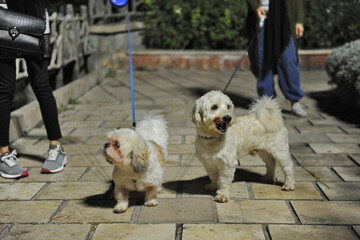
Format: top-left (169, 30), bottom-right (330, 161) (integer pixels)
top-left (104, 143), bottom-right (110, 149)
top-left (223, 115), bottom-right (232, 123)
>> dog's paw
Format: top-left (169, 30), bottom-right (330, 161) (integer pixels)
top-left (113, 201), bottom-right (128, 213)
top-left (204, 183), bottom-right (217, 191)
top-left (260, 175), bottom-right (276, 183)
top-left (214, 193), bottom-right (229, 203)
top-left (144, 199), bottom-right (158, 207)
top-left (281, 182), bottom-right (295, 191)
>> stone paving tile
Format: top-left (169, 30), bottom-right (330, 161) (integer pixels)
top-left (0, 201), bottom-right (62, 223)
top-left (180, 154), bottom-right (202, 166)
top-left (80, 166), bottom-right (113, 182)
top-left (69, 128), bottom-right (114, 137)
top-left (341, 126), bottom-right (360, 134)
top-left (163, 166), bottom-right (207, 181)
top-left (354, 226), bottom-right (360, 236)
top-left (333, 167), bottom-right (360, 181)
top-left (310, 143), bottom-right (360, 154)
top-left (85, 135), bottom-right (109, 145)
top-left (293, 154), bottom-right (355, 166)
top-left (168, 127), bottom-right (196, 136)
top-left (68, 154), bottom-right (108, 167)
top-left (60, 120), bottom-right (103, 129)
top-left (291, 201), bottom-right (360, 224)
top-left (184, 135), bottom-right (196, 144)
top-left (289, 143), bottom-right (314, 154)
top-left (169, 135), bottom-right (183, 144)
top-left (289, 133), bottom-right (331, 143)
top-left (0, 224), bottom-right (6, 234)
top-left (18, 156), bottom-right (43, 167)
top-left (237, 166), bottom-right (339, 183)
top-left (60, 145), bottom-right (101, 155)
top-left (55, 200), bottom-right (133, 223)
top-left (19, 167), bottom-right (87, 182)
top-left (318, 182), bottom-right (360, 200)
top-left (3, 224), bottom-right (91, 240)
top-left (251, 182), bottom-right (322, 200)
top-left (269, 225), bottom-right (356, 240)
top-left (239, 154), bottom-right (265, 166)
top-left (350, 154), bottom-right (360, 165)
top-left (167, 154), bottom-right (180, 165)
top-left (327, 133), bottom-right (360, 143)
top-left (92, 224), bottom-right (176, 240)
top-left (296, 126), bottom-right (344, 134)
top-left (217, 200), bottom-right (294, 223)
top-left (182, 224), bottom-right (266, 240)
top-left (0, 183), bottom-right (45, 200)
top-left (37, 182), bottom-right (111, 200)
top-left (137, 198), bottom-right (214, 223)
top-left (168, 144), bottom-right (195, 154)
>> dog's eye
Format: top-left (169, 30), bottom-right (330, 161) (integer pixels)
top-left (211, 105), bottom-right (218, 110)
top-left (227, 105), bottom-right (231, 109)
top-left (114, 141), bottom-right (120, 148)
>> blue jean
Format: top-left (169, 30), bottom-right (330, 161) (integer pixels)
top-left (257, 26), bottom-right (304, 101)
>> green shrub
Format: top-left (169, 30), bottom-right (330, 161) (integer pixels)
top-left (142, 0), bottom-right (248, 49)
top-left (325, 40), bottom-right (360, 108)
top-left (300, 0), bottom-right (360, 49)
top-left (142, 0), bottom-right (360, 50)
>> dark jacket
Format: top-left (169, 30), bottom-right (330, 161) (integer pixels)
top-left (246, 0), bottom-right (304, 77)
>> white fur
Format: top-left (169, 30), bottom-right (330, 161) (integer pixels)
top-left (192, 91), bottom-right (295, 203)
top-left (103, 114), bottom-right (168, 213)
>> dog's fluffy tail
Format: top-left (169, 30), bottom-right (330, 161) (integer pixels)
top-left (249, 96), bottom-right (284, 132)
top-left (136, 113), bottom-right (168, 150)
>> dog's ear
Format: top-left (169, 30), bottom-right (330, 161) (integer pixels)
top-left (191, 105), bottom-right (202, 124)
top-left (130, 144), bottom-right (149, 174)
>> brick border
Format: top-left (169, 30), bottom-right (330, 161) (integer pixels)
top-left (131, 49), bottom-right (332, 71)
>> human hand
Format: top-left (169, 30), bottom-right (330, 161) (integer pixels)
top-left (256, 7), bottom-right (266, 20)
top-left (296, 24), bottom-right (304, 38)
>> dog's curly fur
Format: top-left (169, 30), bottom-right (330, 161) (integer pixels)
top-left (103, 114), bottom-right (168, 213)
top-left (192, 91), bottom-right (295, 203)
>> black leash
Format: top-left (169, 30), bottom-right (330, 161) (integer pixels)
top-left (223, 30), bottom-right (258, 92)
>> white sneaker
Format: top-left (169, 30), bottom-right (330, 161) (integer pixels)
top-left (291, 102), bottom-right (307, 117)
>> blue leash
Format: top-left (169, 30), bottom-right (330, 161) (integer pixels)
top-left (127, 13), bottom-right (136, 129)
top-left (110, 0), bottom-right (136, 129)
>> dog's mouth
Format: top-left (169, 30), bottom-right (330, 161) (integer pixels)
top-left (214, 118), bottom-right (227, 133)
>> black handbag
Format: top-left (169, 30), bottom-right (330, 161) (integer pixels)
top-left (0, 7), bottom-right (46, 57)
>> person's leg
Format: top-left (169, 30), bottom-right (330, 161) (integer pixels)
top-left (257, 25), bottom-right (276, 98)
top-left (25, 56), bottom-right (62, 141)
top-left (277, 37), bottom-right (307, 116)
top-left (0, 58), bottom-right (28, 178)
top-left (25, 56), bottom-right (67, 173)
top-left (0, 59), bottom-right (16, 148)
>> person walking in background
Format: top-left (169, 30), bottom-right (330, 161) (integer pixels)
top-left (246, 0), bottom-right (308, 117)
top-left (0, 0), bottom-right (67, 179)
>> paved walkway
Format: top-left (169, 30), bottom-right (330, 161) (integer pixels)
top-left (1, 68), bottom-right (360, 240)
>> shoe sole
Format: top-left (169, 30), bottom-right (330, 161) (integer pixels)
top-left (0, 170), bottom-right (29, 179)
top-left (41, 157), bottom-right (68, 174)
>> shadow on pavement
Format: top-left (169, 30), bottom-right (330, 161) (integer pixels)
top-left (308, 89), bottom-right (360, 126)
top-left (162, 168), bottom-right (282, 195)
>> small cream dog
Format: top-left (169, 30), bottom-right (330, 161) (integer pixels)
top-left (192, 91), bottom-right (295, 203)
top-left (103, 114), bottom-right (168, 213)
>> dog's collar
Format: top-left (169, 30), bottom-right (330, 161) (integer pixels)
top-left (199, 135), bottom-right (215, 140)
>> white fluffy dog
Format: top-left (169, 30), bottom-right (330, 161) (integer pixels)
top-left (192, 91), bottom-right (295, 203)
top-left (103, 114), bottom-right (168, 213)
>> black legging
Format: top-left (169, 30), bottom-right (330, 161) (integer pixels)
top-left (0, 56), bottom-right (62, 146)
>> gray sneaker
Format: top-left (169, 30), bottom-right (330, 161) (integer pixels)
top-left (0, 150), bottom-right (29, 179)
top-left (41, 145), bottom-right (67, 173)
